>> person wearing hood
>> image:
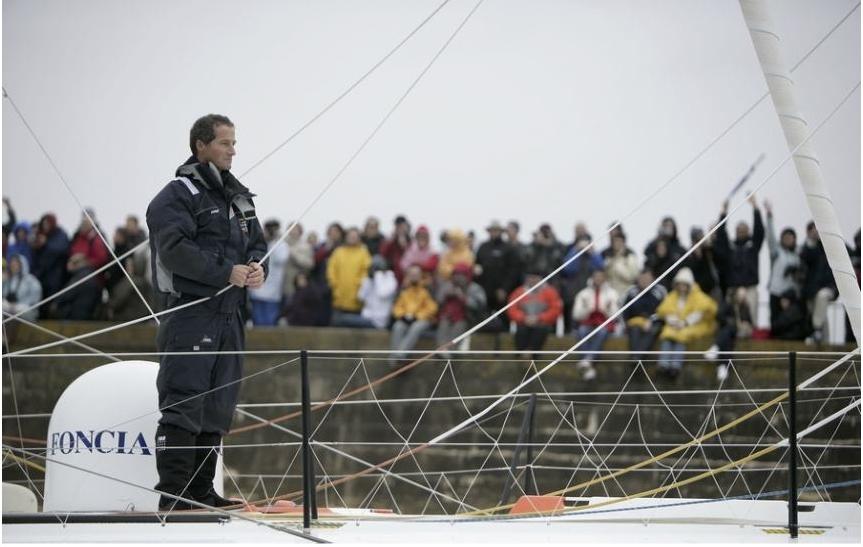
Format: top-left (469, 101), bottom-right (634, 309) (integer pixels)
top-left (3, 254), bottom-right (42, 322)
top-left (399, 225), bottom-right (438, 275)
top-left (655, 267), bottom-right (718, 379)
top-left (356, 255), bottom-right (398, 329)
top-left (281, 222), bottom-right (314, 304)
top-left (328, 227), bottom-right (373, 326)
top-left (390, 265), bottom-right (438, 364)
top-left (7, 222), bottom-right (33, 266)
top-left (31, 212), bottom-right (70, 304)
top-left (435, 262), bottom-right (486, 356)
top-left (571, 269), bottom-right (619, 381)
top-left (713, 194), bottom-right (764, 324)
top-left (146, 114), bottom-right (268, 512)
top-left (437, 228), bottom-right (475, 281)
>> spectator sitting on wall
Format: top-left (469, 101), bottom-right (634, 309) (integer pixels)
top-left (437, 228), bottom-right (475, 281)
top-left (55, 253), bottom-right (102, 320)
top-left (31, 213), bottom-right (70, 306)
top-left (362, 216), bottom-right (384, 256)
top-left (560, 234), bottom-right (604, 332)
top-left (475, 220), bottom-right (519, 332)
top-left (287, 273), bottom-right (323, 326)
top-left (506, 269), bottom-right (563, 361)
top-left (249, 219), bottom-right (289, 326)
top-left (572, 269), bottom-right (619, 381)
top-left (436, 262), bottom-right (487, 358)
top-left (601, 231), bottom-right (639, 298)
top-left (763, 199), bottom-right (801, 335)
top-left (357, 255), bottom-right (398, 329)
top-left (328, 227), bottom-right (373, 327)
top-left (655, 267), bottom-right (718, 380)
top-left (3, 254), bottom-right (42, 322)
top-left (771, 289), bottom-right (808, 341)
top-left (705, 287), bottom-right (754, 382)
top-left (682, 226), bottom-right (719, 301)
top-left (390, 265), bottom-right (438, 365)
top-left (621, 269), bottom-right (667, 365)
top-left (799, 221), bottom-right (837, 345)
top-left (380, 215), bottom-right (411, 283)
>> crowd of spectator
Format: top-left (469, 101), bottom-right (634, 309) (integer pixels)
top-left (2, 194), bottom-right (860, 381)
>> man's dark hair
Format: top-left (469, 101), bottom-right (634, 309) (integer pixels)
top-left (189, 114), bottom-right (234, 155)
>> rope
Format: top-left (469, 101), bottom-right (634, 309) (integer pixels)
top-left (3, 449), bottom-right (46, 473)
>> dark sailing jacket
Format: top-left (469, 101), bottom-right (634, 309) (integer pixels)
top-left (146, 157), bottom-right (268, 313)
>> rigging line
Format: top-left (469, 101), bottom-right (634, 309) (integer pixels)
top-left (0, 241), bottom-right (147, 326)
top-left (459, 350), bottom-right (857, 516)
top-left (0, 445), bottom-right (328, 544)
top-left (468, 397), bottom-right (863, 520)
top-left (232, 408), bottom-right (480, 512)
top-left (789, 2), bottom-right (860, 73)
top-left (2, 311), bottom-right (120, 362)
top-left (2, 0), bottom-right (485, 360)
top-left (428, 80), bottom-right (861, 448)
top-left (2, 90), bottom-right (160, 326)
top-left (237, 0), bottom-right (452, 178)
top-left (255, 0), bottom-right (486, 269)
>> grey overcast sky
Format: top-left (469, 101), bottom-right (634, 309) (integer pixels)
top-left (3, 0), bottom-right (860, 321)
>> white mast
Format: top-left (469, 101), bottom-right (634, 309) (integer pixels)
top-left (738, 0), bottom-right (860, 344)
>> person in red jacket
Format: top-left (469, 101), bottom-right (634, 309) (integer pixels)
top-left (507, 270), bottom-right (563, 360)
top-left (68, 209), bottom-right (110, 285)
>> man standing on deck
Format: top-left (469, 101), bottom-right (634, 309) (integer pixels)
top-left (146, 114), bottom-right (267, 511)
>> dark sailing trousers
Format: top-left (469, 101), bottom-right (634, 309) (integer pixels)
top-left (155, 308), bottom-right (245, 436)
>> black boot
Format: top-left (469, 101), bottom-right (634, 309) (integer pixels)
top-left (189, 432), bottom-right (241, 509)
top-left (155, 424), bottom-right (197, 511)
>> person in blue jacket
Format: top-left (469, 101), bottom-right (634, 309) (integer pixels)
top-left (146, 114), bottom-right (267, 511)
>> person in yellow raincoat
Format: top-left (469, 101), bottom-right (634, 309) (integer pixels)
top-left (326, 227), bottom-right (372, 323)
top-left (390, 264), bottom-right (438, 364)
top-left (437, 228), bottom-right (475, 281)
top-left (655, 267), bottom-right (717, 379)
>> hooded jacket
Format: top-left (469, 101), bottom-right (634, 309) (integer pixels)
top-left (656, 282), bottom-right (718, 344)
top-left (765, 214), bottom-right (801, 297)
top-left (146, 157), bottom-right (268, 313)
top-left (392, 284), bottom-right (438, 322)
top-left (437, 229), bottom-right (475, 280)
top-left (7, 222), bottom-right (33, 265)
top-left (3, 255), bottom-right (43, 321)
